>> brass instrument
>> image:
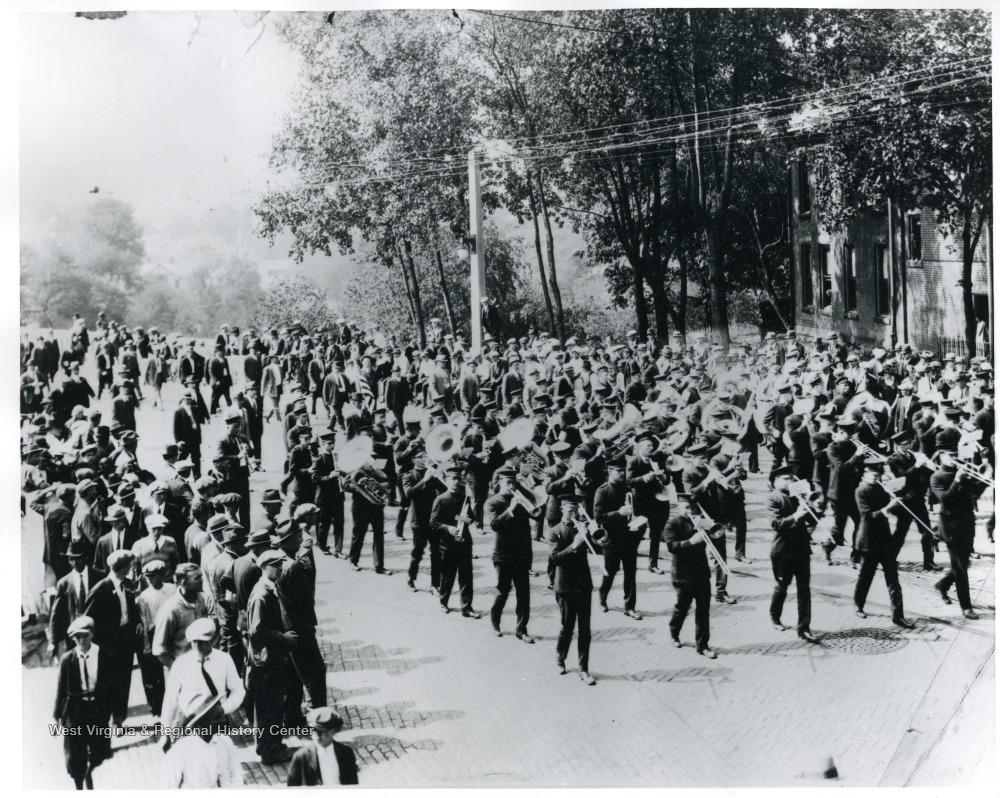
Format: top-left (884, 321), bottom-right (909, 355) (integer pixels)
top-left (691, 511), bottom-right (732, 577)
top-left (426, 423), bottom-right (463, 462)
top-left (594, 404), bottom-right (642, 441)
top-left (625, 493), bottom-right (648, 532)
top-left (879, 475), bottom-right (938, 536)
top-left (454, 493), bottom-right (477, 540)
top-left (787, 479), bottom-right (825, 524)
top-left (649, 460), bottom-right (675, 503)
top-left (510, 487), bottom-right (544, 519)
top-left (499, 416), bottom-right (535, 452)
top-left (338, 435), bottom-right (388, 506)
top-left (853, 438), bottom-right (888, 463)
top-left (956, 460), bottom-right (996, 488)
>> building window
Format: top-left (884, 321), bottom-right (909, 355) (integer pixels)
top-left (797, 157), bottom-right (811, 215)
top-left (907, 213), bottom-right (922, 261)
top-left (800, 243), bottom-right (813, 309)
top-left (844, 244), bottom-right (857, 314)
top-left (819, 245), bottom-right (832, 310)
top-left (874, 244), bottom-right (890, 317)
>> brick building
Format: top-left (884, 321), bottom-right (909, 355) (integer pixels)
top-left (789, 156), bottom-right (992, 358)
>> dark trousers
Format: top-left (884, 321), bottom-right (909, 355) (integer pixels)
top-left (288, 633), bottom-right (328, 711)
top-left (395, 495), bottom-right (410, 537)
top-left (137, 651), bottom-right (165, 717)
top-left (647, 512), bottom-right (666, 568)
top-left (491, 560), bottom-right (531, 634)
top-left (731, 505), bottom-right (748, 559)
top-left (770, 555), bottom-right (811, 633)
top-left (62, 702), bottom-right (111, 783)
top-left (282, 654), bottom-right (305, 727)
top-left (894, 502), bottom-right (935, 565)
top-left (408, 524), bottom-right (441, 588)
top-left (711, 538), bottom-right (729, 597)
top-left (555, 590), bottom-right (591, 671)
top-left (669, 579), bottom-right (711, 650)
top-left (823, 496), bottom-right (860, 556)
top-left (854, 549), bottom-right (904, 619)
top-left (317, 499), bottom-right (344, 553)
top-left (936, 543), bottom-right (973, 610)
top-left (599, 544), bottom-right (638, 611)
top-left (209, 383), bottom-right (232, 414)
top-left (768, 442), bottom-right (788, 484)
top-left (249, 661), bottom-right (286, 758)
top-left (104, 642), bottom-right (134, 725)
top-left (439, 544), bottom-right (473, 611)
top-left (349, 505), bottom-right (385, 569)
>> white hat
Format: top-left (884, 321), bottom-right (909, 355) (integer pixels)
top-left (185, 618), bottom-right (217, 643)
top-left (145, 513), bottom-right (169, 531)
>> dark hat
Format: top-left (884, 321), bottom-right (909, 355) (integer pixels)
top-left (247, 528), bottom-right (273, 548)
top-left (891, 430), bottom-right (913, 443)
top-left (494, 467), bottom-right (517, 480)
top-left (273, 518), bottom-right (301, 543)
top-left (557, 493), bottom-right (585, 504)
top-left (687, 441), bottom-right (708, 456)
top-left (863, 457), bottom-right (885, 470)
top-left (633, 430), bottom-right (657, 445)
top-left (162, 443), bottom-right (178, 460)
top-left (207, 515), bottom-right (230, 535)
top-left (319, 431), bottom-right (336, 442)
top-left (550, 440), bottom-right (573, 456)
top-left (66, 540), bottom-right (90, 559)
top-left (306, 707), bottom-right (344, 733)
top-left (446, 465), bottom-right (465, 476)
top-left (836, 417), bottom-right (857, 429)
top-left (770, 465), bottom-right (793, 479)
top-left (261, 488), bottom-right (283, 506)
top-left (607, 457), bottom-right (626, 471)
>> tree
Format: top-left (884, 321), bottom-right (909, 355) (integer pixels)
top-left (801, 9), bottom-right (991, 357)
top-left (76, 198), bottom-right (146, 291)
top-left (256, 275), bottom-right (336, 334)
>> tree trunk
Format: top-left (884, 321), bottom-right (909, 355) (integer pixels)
top-left (703, 228), bottom-right (731, 347)
top-left (525, 170), bottom-right (556, 335)
top-left (435, 249), bottom-right (457, 338)
top-left (961, 214), bottom-right (984, 364)
top-left (630, 257), bottom-right (650, 343)
top-left (648, 276), bottom-right (671, 348)
top-left (394, 247), bottom-right (417, 329)
top-left (677, 250), bottom-right (688, 344)
top-left (402, 240), bottom-right (427, 349)
top-left (533, 168), bottom-right (565, 341)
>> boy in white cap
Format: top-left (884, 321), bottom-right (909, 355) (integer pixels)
top-left (136, 560), bottom-right (176, 717)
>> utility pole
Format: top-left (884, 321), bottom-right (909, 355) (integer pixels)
top-left (468, 149), bottom-right (485, 353)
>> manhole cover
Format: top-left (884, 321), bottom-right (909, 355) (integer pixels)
top-left (822, 627), bottom-right (908, 655)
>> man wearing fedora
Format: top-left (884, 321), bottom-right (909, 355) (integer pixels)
top-left (48, 541), bottom-right (100, 662)
top-left (92, 504), bottom-right (139, 579)
top-left (287, 707), bottom-right (359, 786)
top-left (83, 550), bottom-right (140, 727)
top-left (53, 616), bottom-right (113, 789)
top-left (162, 691), bottom-right (243, 787)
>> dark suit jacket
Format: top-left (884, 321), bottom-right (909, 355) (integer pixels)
top-left (626, 454), bottom-right (669, 517)
top-left (173, 406), bottom-right (201, 448)
top-left (92, 529), bottom-right (140, 578)
top-left (48, 567), bottom-right (100, 646)
top-left (547, 521), bottom-right (594, 593)
top-left (384, 377), bottom-right (411, 415)
top-left (83, 576), bottom-right (139, 652)
top-left (664, 514), bottom-right (710, 584)
top-left (931, 465), bottom-right (987, 548)
top-left (855, 481), bottom-right (902, 553)
top-left (826, 440), bottom-right (864, 502)
top-left (767, 490), bottom-right (811, 559)
top-left (54, 646), bottom-right (113, 728)
top-left (287, 740), bottom-right (358, 786)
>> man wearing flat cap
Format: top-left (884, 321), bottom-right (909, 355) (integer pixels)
top-left (136, 559), bottom-right (176, 717)
top-left (287, 707), bottom-right (359, 786)
top-left (53, 616), bottom-right (113, 789)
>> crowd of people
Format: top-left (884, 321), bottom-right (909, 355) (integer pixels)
top-left (22, 309), bottom-right (995, 788)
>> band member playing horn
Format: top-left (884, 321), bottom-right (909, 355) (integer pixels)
top-left (682, 441), bottom-right (737, 604)
top-left (345, 435), bottom-right (391, 574)
top-left (767, 466), bottom-right (820, 642)
top-left (763, 382), bottom-right (794, 488)
top-left (822, 417), bottom-right (866, 564)
top-left (429, 465), bottom-right (482, 618)
top-left (626, 430), bottom-right (670, 574)
top-left (664, 493), bottom-right (718, 659)
top-left (594, 457), bottom-right (643, 618)
top-left (403, 447), bottom-right (444, 594)
top-left (885, 429), bottom-right (940, 571)
top-left (485, 467), bottom-right (534, 641)
top-left (853, 458), bottom-right (915, 628)
top-left (548, 493), bottom-right (599, 684)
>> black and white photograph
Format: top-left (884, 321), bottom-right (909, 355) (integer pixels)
top-left (14, 3), bottom-right (995, 790)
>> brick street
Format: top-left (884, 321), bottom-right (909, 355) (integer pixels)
top-left (21, 364), bottom-right (996, 788)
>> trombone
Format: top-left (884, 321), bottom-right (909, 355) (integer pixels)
top-left (956, 460), bottom-right (996, 488)
top-left (787, 479), bottom-right (825, 524)
top-left (691, 510), bottom-right (732, 578)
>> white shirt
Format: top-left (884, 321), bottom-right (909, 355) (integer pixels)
top-left (78, 644), bottom-right (99, 694)
top-left (163, 734), bottom-right (243, 788)
top-left (109, 574), bottom-right (128, 625)
top-left (317, 741), bottom-right (342, 786)
top-left (160, 648), bottom-right (246, 730)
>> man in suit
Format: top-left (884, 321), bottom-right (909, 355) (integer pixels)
top-left (430, 466), bottom-right (481, 617)
top-left (853, 459), bottom-right (916, 628)
top-left (92, 505), bottom-right (139, 578)
top-left (763, 382), bottom-right (794, 487)
top-left (83, 550), bottom-right (140, 726)
top-left (822, 418), bottom-right (866, 564)
top-left (932, 445), bottom-right (988, 618)
top-left (886, 430), bottom-right (939, 571)
top-left (261, 355), bottom-right (284, 422)
top-left (207, 345), bottom-right (233, 416)
top-left (287, 707), bottom-right (359, 786)
top-left (626, 430), bottom-right (670, 574)
top-left (346, 458), bottom-right (391, 573)
top-left (767, 467), bottom-right (820, 641)
top-left (383, 364), bottom-right (411, 434)
top-left (244, 348), bottom-right (263, 394)
top-left (174, 391), bottom-right (202, 478)
top-left (664, 493), bottom-right (717, 658)
top-left (595, 458), bottom-right (642, 618)
top-left (111, 381), bottom-right (138, 433)
top-left (485, 468), bottom-right (535, 641)
top-left (548, 493), bottom-right (598, 684)
top-left (402, 447), bottom-right (443, 593)
top-left (321, 360), bottom-right (351, 429)
top-left (33, 483), bottom-right (74, 583)
top-left (47, 541), bottom-right (98, 661)
top-left (310, 432), bottom-right (344, 556)
top-left (53, 617), bottom-right (113, 789)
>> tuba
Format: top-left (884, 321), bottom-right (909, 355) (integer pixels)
top-left (338, 435), bottom-right (388, 507)
top-left (426, 423), bottom-right (463, 463)
top-left (499, 416), bottom-right (536, 452)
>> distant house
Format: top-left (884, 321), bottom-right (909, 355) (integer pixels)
top-left (789, 155), bottom-right (991, 359)
top-left (144, 263), bottom-right (182, 290)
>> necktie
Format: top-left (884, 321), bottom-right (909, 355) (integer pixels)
top-left (82, 654), bottom-right (91, 694)
top-left (79, 573), bottom-right (87, 606)
top-left (201, 658), bottom-right (219, 696)
top-left (154, 540), bottom-right (160, 553)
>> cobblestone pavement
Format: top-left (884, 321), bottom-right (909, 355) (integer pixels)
top-left (21, 366), bottom-right (996, 788)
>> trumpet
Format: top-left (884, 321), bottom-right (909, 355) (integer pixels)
top-left (853, 438), bottom-right (888, 463)
top-left (454, 493), bottom-right (477, 540)
top-left (624, 493), bottom-right (648, 531)
top-left (510, 484), bottom-right (544, 519)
